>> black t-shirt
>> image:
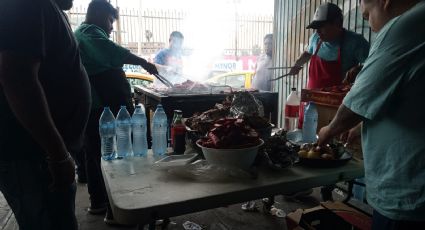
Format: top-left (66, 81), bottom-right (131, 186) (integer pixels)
top-left (0, 0), bottom-right (91, 159)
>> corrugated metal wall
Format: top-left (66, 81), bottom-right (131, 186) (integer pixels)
top-left (272, 0), bottom-right (374, 126)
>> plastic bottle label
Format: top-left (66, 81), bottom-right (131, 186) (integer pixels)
top-left (285, 104), bottom-right (300, 118)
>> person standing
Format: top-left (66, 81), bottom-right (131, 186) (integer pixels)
top-left (0, 0), bottom-right (91, 229)
top-left (318, 0), bottom-right (425, 228)
top-left (288, 3), bottom-right (370, 88)
top-left (251, 34), bottom-right (273, 91)
top-left (74, 0), bottom-right (157, 225)
top-left (154, 31), bottom-right (185, 86)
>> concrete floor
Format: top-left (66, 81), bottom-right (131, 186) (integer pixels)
top-left (0, 181), bottom-right (370, 230)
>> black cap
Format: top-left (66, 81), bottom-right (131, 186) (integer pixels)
top-left (306, 3), bottom-right (343, 29)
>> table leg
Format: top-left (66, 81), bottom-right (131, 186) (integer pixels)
top-left (148, 221), bottom-right (155, 230)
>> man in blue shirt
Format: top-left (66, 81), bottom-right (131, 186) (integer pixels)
top-left (154, 31), bottom-right (185, 86)
top-left (318, 0), bottom-right (425, 228)
top-left (288, 3), bottom-right (370, 88)
top-left (287, 3), bottom-right (370, 200)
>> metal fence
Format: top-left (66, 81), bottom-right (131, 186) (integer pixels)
top-left (273, 0), bottom-right (374, 126)
top-left (67, 7), bottom-right (273, 58)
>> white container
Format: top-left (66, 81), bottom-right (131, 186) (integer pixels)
top-left (196, 140), bottom-right (264, 170)
top-left (284, 87), bottom-right (300, 131)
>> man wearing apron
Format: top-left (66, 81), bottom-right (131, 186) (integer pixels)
top-left (286, 3), bottom-right (370, 199)
top-left (290, 3), bottom-right (370, 128)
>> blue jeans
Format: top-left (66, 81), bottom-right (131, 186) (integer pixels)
top-left (0, 158), bottom-right (77, 230)
top-left (372, 210), bottom-right (425, 230)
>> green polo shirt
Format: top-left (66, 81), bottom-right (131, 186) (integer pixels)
top-left (74, 23), bottom-right (130, 75)
top-left (74, 23), bottom-right (130, 109)
top-left (343, 1), bottom-right (425, 221)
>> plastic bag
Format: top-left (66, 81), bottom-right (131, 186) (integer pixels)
top-left (230, 92), bottom-right (264, 117)
top-left (158, 160), bottom-right (256, 182)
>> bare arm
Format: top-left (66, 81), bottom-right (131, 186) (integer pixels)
top-left (0, 52), bottom-right (69, 161)
top-left (317, 104), bottom-right (363, 146)
top-left (124, 53), bottom-right (158, 75)
top-left (288, 51), bottom-right (312, 75)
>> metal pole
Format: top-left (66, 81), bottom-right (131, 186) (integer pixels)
top-left (234, 1), bottom-right (238, 61)
top-left (116, 6), bottom-right (122, 45)
top-left (138, 0), bottom-right (143, 56)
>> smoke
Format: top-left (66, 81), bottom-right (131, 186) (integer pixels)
top-left (180, 1), bottom-right (237, 82)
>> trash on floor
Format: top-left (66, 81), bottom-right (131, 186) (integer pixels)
top-left (183, 220), bottom-right (202, 230)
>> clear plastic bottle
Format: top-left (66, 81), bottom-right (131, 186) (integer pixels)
top-left (152, 104), bottom-right (168, 157)
top-left (99, 107), bottom-right (116, 161)
top-left (302, 102), bottom-right (318, 143)
top-left (132, 105), bottom-right (148, 157)
top-left (284, 87), bottom-right (300, 131)
top-left (116, 106), bottom-right (133, 158)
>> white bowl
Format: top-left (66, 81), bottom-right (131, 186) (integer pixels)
top-left (196, 139), bottom-right (264, 170)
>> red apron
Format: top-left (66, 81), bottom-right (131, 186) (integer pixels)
top-left (298, 40), bottom-right (342, 129)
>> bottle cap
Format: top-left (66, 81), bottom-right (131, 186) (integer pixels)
top-left (291, 87), bottom-right (297, 91)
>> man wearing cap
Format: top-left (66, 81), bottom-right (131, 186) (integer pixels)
top-left (287, 3), bottom-right (370, 201)
top-left (288, 3), bottom-right (369, 88)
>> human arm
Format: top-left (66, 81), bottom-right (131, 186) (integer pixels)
top-left (76, 25), bottom-right (157, 74)
top-left (317, 104), bottom-right (363, 146)
top-left (124, 53), bottom-right (158, 75)
top-left (287, 51), bottom-right (311, 75)
top-left (0, 52), bottom-right (75, 189)
top-left (339, 122), bottom-right (362, 145)
top-left (0, 1), bottom-right (74, 189)
top-left (343, 36), bottom-right (370, 84)
top-left (343, 64), bottom-right (363, 84)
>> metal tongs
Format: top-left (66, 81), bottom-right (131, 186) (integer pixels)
top-left (153, 73), bottom-right (174, 88)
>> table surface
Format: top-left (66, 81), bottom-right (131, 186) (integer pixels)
top-left (101, 152), bottom-right (364, 225)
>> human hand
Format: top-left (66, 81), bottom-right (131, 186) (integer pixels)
top-left (343, 65), bottom-right (363, 84)
top-left (339, 123), bottom-right (361, 145)
top-left (288, 66), bottom-right (303, 76)
top-left (317, 125), bottom-right (333, 146)
top-left (143, 62), bottom-right (158, 75)
top-left (47, 154), bottom-right (76, 191)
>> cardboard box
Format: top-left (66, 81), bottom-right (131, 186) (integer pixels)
top-left (301, 89), bottom-right (348, 108)
top-left (300, 88), bottom-right (347, 131)
top-left (286, 201), bottom-right (372, 230)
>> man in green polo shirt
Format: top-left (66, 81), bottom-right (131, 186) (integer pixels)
top-left (74, 0), bottom-right (158, 225)
top-left (318, 0), bottom-right (425, 228)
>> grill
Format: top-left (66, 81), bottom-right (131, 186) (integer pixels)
top-left (133, 85), bottom-right (279, 146)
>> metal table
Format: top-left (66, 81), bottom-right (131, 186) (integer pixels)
top-left (101, 151), bottom-right (364, 228)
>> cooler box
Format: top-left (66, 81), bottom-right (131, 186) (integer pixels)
top-left (300, 87), bottom-right (348, 131)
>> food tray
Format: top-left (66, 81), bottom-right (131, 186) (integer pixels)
top-left (298, 151), bottom-right (352, 167)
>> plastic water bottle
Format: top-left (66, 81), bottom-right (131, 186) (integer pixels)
top-left (302, 102), bottom-right (318, 143)
top-left (116, 106), bottom-right (133, 158)
top-left (152, 104), bottom-right (168, 156)
top-left (132, 105), bottom-right (148, 157)
top-left (99, 107), bottom-right (116, 161)
top-left (284, 87), bottom-right (300, 131)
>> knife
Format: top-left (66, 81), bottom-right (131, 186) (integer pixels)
top-left (269, 73), bottom-right (291, 81)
